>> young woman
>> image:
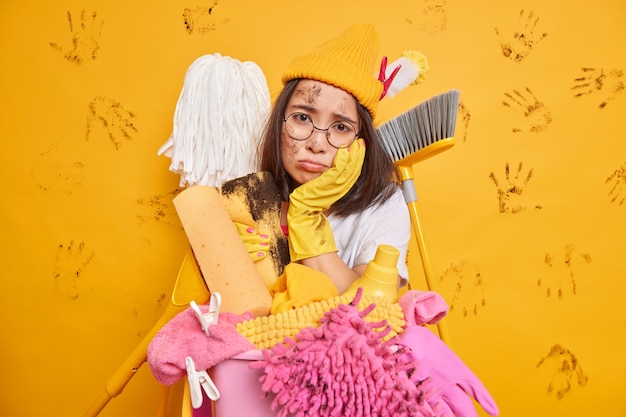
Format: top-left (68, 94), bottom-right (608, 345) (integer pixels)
top-left (257, 24), bottom-right (411, 294)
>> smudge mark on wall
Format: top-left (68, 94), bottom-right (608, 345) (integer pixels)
top-left (536, 344), bottom-right (588, 399)
top-left (606, 162), bottom-right (626, 206)
top-left (457, 99), bottom-right (471, 143)
top-left (404, 0), bottom-right (448, 34)
top-left (49, 9), bottom-right (104, 65)
top-left (136, 188), bottom-right (183, 227)
top-left (155, 293), bottom-right (166, 309)
top-left (183, 1), bottom-right (230, 35)
top-left (32, 144), bottom-right (85, 195)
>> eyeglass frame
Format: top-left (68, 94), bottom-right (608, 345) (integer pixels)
top-left (282, 112), bottom-right (360, 149)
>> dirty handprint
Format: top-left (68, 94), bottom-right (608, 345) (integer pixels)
top-left (438, 258), bottom-right (487, 317)
top-left (606, 162), bottom-right (626, 206)
top-left (457, 99), bottom-right (471, 143)
top-left (405, 0), bottom-right (448, 35)
top-left (49, 9), bottom-right (103, 65)
top-left (537, 244), bottom-right (592, 299)
top-left (495, 9), bottom-right (547, 63)
top-left (572, 67), bottom-right (625, 109)
top-left (53, 240), bottom-right (96, 300)
top-left (136, 189), bottom-right (182, 227)
top-left (86, 96), bottom-right (138, 150)
top-left (33, 143), bottom-right (85, 195)
top-left (489, 162), bottom-right (541, 213)
top-left (183, 1), bottom-right (230, 34)
top-left (536, 344), bottom-right (588, 400)
top-left (502, 87), bottom-right (552, 133)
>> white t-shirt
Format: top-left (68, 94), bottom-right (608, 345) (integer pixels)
top-left (328, 187), bottom-right (411, 287)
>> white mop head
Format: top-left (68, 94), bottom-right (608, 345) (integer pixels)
top-left (158, 53), bottom-right (271, 188)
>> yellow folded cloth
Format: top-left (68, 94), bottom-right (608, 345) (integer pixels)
top-left (268, 263), bottom-right (339, 314)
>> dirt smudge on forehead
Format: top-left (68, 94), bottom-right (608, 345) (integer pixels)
top-left (293, 83), bottom-right (322, 105)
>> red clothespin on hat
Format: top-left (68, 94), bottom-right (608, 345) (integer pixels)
top-left (378, 56), bottom-right (402, 100)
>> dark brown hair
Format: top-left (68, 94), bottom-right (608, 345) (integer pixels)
top-left (258, 79), bottom-right (401, 217)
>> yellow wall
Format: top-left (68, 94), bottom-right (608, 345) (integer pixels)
top-left (1, 1), bottom-right (625, 416)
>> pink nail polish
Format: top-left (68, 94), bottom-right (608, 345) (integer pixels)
top-left (260, 234), bottom-right (268, 239)
top-left (260, 242), bottom-right (269, 247)
top-left (247, 227), bottom-right (255, 234)
top-left (257, 252), bottom-right (264, 257)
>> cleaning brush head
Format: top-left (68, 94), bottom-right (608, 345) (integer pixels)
top-left (377, 89), bottom-right (460, 163)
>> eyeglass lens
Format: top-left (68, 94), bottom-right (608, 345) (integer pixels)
top-left (284, 113), bottom-right (357, 149)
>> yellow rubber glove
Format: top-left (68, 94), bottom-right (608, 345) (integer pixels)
top-left (287, 139), bottom-right (366, 261)
top-left (233, 222), bottom-right (270, 262)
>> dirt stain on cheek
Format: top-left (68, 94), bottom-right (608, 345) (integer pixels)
top-left (281, 135), bottom-right (299, 158)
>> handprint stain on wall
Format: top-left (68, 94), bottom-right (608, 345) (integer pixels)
top-left (536, 344), bottom-right (588, 399)
top-left (404, 0), bottom-right (448, 34)
top-left (572, 67), bottom-right (625, 109)
top-left (495, 9), bottom-right (547, 63)
top-left (86, 97), bottom-right (138, 150)
top-left (37, 161), bottom-right (85, 194)
top-left (33, 143), bottom-right (85, 195)
top-left (438, 259), bottom-right (487, 317)
top-left (489, 162), bottom-right (542, 214)
top-left (133, 294), bottom-right (168, 339)
top-left (502, 87), bottom-right (552, 133)
top-left (53, 240), bottom-right (96, 300)
top-left (49, 9), bottom-right (104, 65)
top-left (537, 244), bottom-right (592, 299)
top-left (606, 162), bottom-right (626, 206)
top-left (136, 189), bottom-right (182, 227)
top-left (183, 1), bottom-right (230, 34)
top-left (456, 99), bottom-right (471, 143)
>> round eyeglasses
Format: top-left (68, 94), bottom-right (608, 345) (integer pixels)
top-left (283, 112), bottom-right (359, 149)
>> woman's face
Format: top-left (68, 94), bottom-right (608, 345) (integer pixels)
top-left (281, 79), bottom-right (360, 187)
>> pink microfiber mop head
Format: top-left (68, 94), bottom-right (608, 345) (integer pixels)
top-left (250, 288), bottom-right (435, 417)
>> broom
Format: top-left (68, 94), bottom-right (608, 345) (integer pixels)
top-left (376, 89), bottom-right (460, 345)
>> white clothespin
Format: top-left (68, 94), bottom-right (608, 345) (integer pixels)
top-left (190, 292), bottom-right (221, 336)
top-left (186, 356), bottom-right (220, 408)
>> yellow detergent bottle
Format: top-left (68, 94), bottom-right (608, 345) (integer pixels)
top-left (343, 244), bottom-right (400, 303)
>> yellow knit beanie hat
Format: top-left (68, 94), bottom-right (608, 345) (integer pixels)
top-left (281, 24), bottom-right (383, 119)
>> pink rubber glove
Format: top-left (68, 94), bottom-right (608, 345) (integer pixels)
top-left (399, 290), bottom-right (449, 326)
top-left (147, 306), bottom-right (255, 385)
top-left (396, 325), bottom-right (499, 417)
